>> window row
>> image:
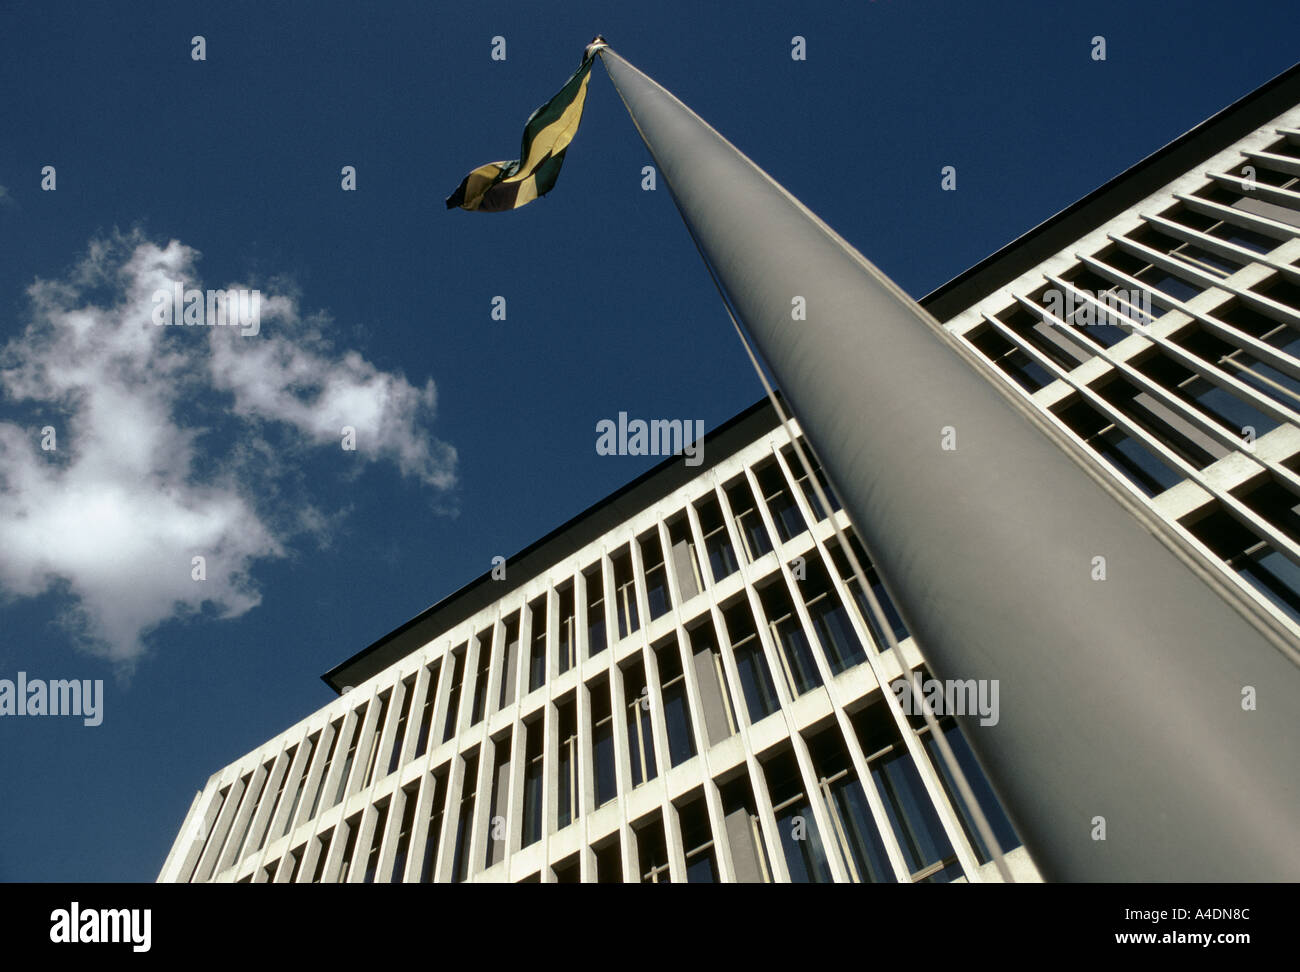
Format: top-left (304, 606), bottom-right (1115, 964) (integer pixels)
top-left (236, 694), bottom-right (1022, 884)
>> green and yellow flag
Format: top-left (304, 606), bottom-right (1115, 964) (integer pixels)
top-left (446, 48), bottom-right (598, 213)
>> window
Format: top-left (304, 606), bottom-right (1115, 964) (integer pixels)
top-left (595, 838), bottom-right (623, 883)
top-left (636, 814), bottom-right (671, 883)
top-left (782, 442), bottom-right (839, 521)
top-left (497, 615), bottom-right (520, 710)
top-left (666, 512), bottom-right (704, 600)
top-left (807, 726), bottom-right (895, 882)
top-left (226, 765), bottom-right (270, 869)
top-left (967, 320), bottom-right (1053, 391)
top-left (677, 794), bottom-right (719, 882)
top-left (413, 661), bottom-right (440, 760)
top-left (362, 691), bottom-right (391, 788)
top-left (756, 459), bottom-right (806, 542)
top-left (640, 530), bottom-right (673, 620)
top-left (723, 599), bottom-right (780, 723)
top-left (451, 752), bottom-right (479, 883)
top-left (310, 828), bottom-right (334, 883)
top-left (527, 597), bottom-right (547, 693)
top-left (419, 768), bottom-right (449, 883)
top-left (762, 748), bottom-right (832, 883)
top-left (656, 638), bottom-right (696, 767)
top-left (759, 580), bottom-right (823, 697)
top-left (727, 476), bottom-right (773, 562)
top-left (1053, 394), bottom-right (1184, 497)
top-left (919, 713), bottom-right (1022, 865)
top-left (557, 584), bottom-right (577, 674)
top-left (442, 647), bottom-right (467, 743)
top-left (470, 628), bottom-right (494, 724)
top-left (623, 660), bottom-right (658, 787)
top-left (521, 721), bottom-right (544, 848)
top-left (308, 720), bottom-right (342, 820)
top-left (687, 619), bottom-right (739, 745)
top-left (487, 735), bottom-right (513, 866)
top-left (286, 844), bottom-right (304, 884)
top-left (719, 775), bottom-right (772, 883)
top-left (697, 494), bottom-right (739, 582)
top-left (800, 557), bottom-right (867, 674)
top-left (280, 734), bottom-right (316, 838)
top-left (337, 813), bottom-right (361, 883)
top-left (386, 678), bottom-right (415, 777)
top-left (557, 699), bottom-right (579, 830)
top-left (830, 535), bottom-right (909, 648)
top-left (851, 701), bottom-right (962, 882)
top-left (188, 785), bottom-right (229, 882)
top-left (256, 745), bottom-right (297, 851)
top-left (333, 705), bottom-right (368, 807)
top-left (612, 547), bottom-right (640, 639)
top-left (363, 800), bottom-right (389, 882)
top-left (1184, 502), bottom-right (1300, 623)
top-left (591, 678), bottom-right (618, 807)
top-left (584, 564), bottom-right (608, 656)
top-left (553, 855), bottom-right (581, 883)
top-left (390, 783), bottom-right (420, 882)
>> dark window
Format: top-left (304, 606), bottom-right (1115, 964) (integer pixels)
top-left (333, 706), bottom-right (368, 807)
top-left (413, 661), bottom-right (440, 760)
top-left (390, 784), bottom-right (420, 882)
top-left (591, 678), bottom-right (618, 806)
top-left (723, 599), bottom-right (780, 723)
top-left (727, 476), bottom-right (773, 562)
top-left (763, 749), bottom-right (832, 883)
top-left (851, 701), bottom-right (961, 882)
top-left (756, 459), bottom-right (806, 542)
top-left (522, 721), bottom-right (544, 848)
top-left (623, 660), bottom-right (658, 787)
top-left (807, 726), bottom-right (895, 882)
top-left (451, 752), bottom-right (479, 883)
top-left (612, 548), bottom-right (640, 639)
top-left (442, 648), bottom-right (467, 743)
top-left (657, 638), bottom-right (696, 767)
top-left (419, 768), bottom-right (449, 883)
top-left (363, 801), bottom-right (389, 883)
top-left (759, 580), bottom-right (824, 697)
top-left (636, 814), bottom-right (671, 883)
top-left (585, 565), bottom-right (608, 656)
top-left (557, 699), bottom-right (579, 830)
top-left (640, 530), bottom-right (673, 620)
top-left (697, 493), bottom-right (739, 582)
top-left (920, 715), bottom-right (1022, 865)
top-left (678, 795), bottom-right (719, 883)
top-left (528, 597), bottom-right (548, 693)
top-left (387, 679), bottom-right (416, 777)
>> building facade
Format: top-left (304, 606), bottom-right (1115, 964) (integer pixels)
top-left (160, 65), bottom-right (1300, 884)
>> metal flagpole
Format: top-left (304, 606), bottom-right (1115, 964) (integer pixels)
top-left (596, 45), bottom-right (1300, 881)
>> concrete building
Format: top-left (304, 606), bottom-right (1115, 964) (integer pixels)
top-left (160, 62), bottom-right (1300, 884)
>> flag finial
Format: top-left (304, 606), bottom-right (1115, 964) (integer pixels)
top-left (584, 35), bottom-right (608, 60)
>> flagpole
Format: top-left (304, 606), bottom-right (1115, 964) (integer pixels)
top-left (597, 46), bottom-right (1300, 881)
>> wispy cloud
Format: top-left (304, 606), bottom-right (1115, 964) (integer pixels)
top-left (0, 232), bottom-right (456, 667)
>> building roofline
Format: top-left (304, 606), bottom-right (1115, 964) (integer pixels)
top-left (322, 397), bottom-right (781, 692)
top-left (920, 58), bottom-right (1300, 321)
top-left (324, 58), bottom-right (1300, 694)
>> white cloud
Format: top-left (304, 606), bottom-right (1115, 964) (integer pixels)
top-left (0, 232), bottom-right (456, 667)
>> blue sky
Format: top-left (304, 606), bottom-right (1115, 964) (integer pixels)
top-left (0, 0), bottom-right (1294, 882)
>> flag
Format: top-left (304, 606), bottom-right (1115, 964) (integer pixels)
top-left (446, 50), bottom-right (596, 212)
